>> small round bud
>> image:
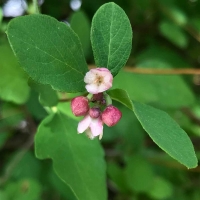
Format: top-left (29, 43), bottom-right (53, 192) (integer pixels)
top-left (71, 96), bottom-right (89, 116)
top-left (89, 107), bottom-right (101, 118)
top-left (102, 105), bottom-right (122, 127)
top-left (92, 93), bottom-right (103, 101)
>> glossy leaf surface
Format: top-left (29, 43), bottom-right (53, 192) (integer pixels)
top-left (91, 2), bottom-right (132, 76)
top-left (133, 102), bottom-right (197, 168)
top-left (7, 14), bottom-right (88, 92)
top-left (35, 112), bottom-right (107, 200)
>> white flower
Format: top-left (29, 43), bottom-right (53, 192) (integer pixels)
top-left (84, 68), bottom-right (113, 94)
top-left (77, 114), bottom-right (103, 139)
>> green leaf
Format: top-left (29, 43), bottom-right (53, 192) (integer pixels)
top-left (7, 14), bottom-right (88, 93)
top-left (124, 155), bottom-right (154, 193)
top-left (11, 151), bottom-right (42, 180)
top-left (49, 167), bottom-right (77, 200)
top-left (0, 190), bottom-right (7, 200)
top-left (107, 161), bottom-right (128, 192)
top-left (35, 112), bottom-right (107, 200)
top-left (0, 41), bottom-right (30, 104)
top-left (133, 102), bottom-right (198, 168)
top-left (29, 79), bottom-right (58, 107)
top-left (57, 102), bottom-right (81, 121)
top-left (91, 2), bottom-right (132, 76)
top-left (70, 11), bottom-right (91, 58)
top-left (159, 21), bottom-right (188, 48)
top-left (4, 179), bottom-right (42, 200)
top-left (26, 90), bottom-right (47, 121)
top-left (148, 177), bottom-right (173, 199)
top-left (107, 88), bottom-right (133, 110)
top-left (119, 105), bottom-right (145, 152)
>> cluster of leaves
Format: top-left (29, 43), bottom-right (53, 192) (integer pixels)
top-left (1, 0), bottom-right (200, 200)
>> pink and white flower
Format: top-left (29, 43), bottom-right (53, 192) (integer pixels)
top-left (77, 115), bottom-right (103, 139)
top-left (84, 68), bottom-right (113, 94)
top-left (70, 68), bottom-right (122, 140)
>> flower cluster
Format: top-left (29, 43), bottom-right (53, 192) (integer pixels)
top-left (71, 68), bottom-right (122, 139)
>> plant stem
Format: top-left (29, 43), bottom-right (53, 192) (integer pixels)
top-left (89, 65), bottom-right (200, 75)
top-left (123, 67), bottom-right (200, 75)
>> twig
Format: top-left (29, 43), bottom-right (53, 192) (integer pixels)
top-left (89, 65), bottom-right (200, 75)
top-left (124, 67), bottom-right (200, 75)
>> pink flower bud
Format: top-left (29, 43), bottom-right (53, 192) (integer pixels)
top-left (71, 96), bottom-right (89, 116)
top-left (84, 68), bottom-right (113, 94)
top-left (92, 93), bottom-right (103, 101)
top-left (89, 107), bottom-right (101, 118)
top-left (102, 105), bottom-right (122, 127)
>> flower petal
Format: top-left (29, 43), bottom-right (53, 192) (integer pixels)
top-left (84, 70), bottom-right (96, 84)
top-left (77, 115), bottom-right (91, 133)
top-left (103, 73), bottom-right (113, 84)
top-left (97, 68), bottom-right (109, 72)
top-left (89, 117), bottom-right (103, 137)
top-left (85, 84), bottom-right (99, 94)
top-left (96, 83), bottom-right (111, 93)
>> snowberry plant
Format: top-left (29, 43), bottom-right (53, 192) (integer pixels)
top-left (71, 67), bottom-right (122, 139)
top-left (6, 2), bottom-right (198, 200)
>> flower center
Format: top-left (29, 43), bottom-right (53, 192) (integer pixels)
top-left (94, 75), bottom-right (104, 86)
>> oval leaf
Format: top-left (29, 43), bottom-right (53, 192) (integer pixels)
top-left (35, 112), bottom-right (107, 200)
top-left (133, 102), bottom-right (197, 169)
top-left (124, 155), bottom-right (154, 192)
top-left (91, 2), bottom-right (132, 76)
top-left (7, 14), bottom-right (88, 92)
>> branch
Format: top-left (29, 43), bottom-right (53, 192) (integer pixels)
top-left (124, 67), bottom-right (200, 75)
top-left (89, 65), bottom-right (200, 75)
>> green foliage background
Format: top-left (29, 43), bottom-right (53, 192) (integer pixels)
top-left (1, 0), bottom-right (200, 200)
